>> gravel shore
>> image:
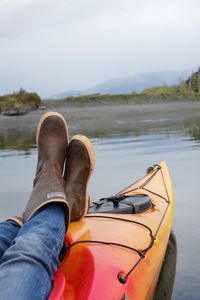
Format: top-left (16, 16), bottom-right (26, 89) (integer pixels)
top-left (0, 101), bottom-right (200, 137)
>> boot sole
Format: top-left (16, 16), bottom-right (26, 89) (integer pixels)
top-left (70, 134), bottom-right (95, 218)
top-left (36, 112), bottom-right (69, 145)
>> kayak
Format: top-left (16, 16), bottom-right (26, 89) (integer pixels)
top-left (49, 161), bottom-right (174, 300)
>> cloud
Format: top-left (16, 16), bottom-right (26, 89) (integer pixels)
top-left (0, 0), bottom-right (199, 96)
top-left (0, 0), bottom-right (117, 39)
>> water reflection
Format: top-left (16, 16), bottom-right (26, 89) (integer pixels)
top-left (184, 121), bottom-right (200, 141)
top-left (154, 232), bottom-right (177, 300)
top-left (1, 120), bottom-right (200, 155)
top-left (0, 129), bottom-right (35, 156)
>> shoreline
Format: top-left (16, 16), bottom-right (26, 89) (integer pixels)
top-left (0, 100), bottom-right (200, 138)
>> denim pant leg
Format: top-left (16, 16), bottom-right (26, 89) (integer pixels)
top-left (0, 220), bottom-right (20, 259)
top-left (0, 203), bottom-right (67, 300)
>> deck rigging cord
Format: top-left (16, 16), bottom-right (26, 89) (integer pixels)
top-left (65, 165), bottom-right (171, 284)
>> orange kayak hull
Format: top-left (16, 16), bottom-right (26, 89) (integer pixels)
top-left (50, 161), bottom-right (174, 300)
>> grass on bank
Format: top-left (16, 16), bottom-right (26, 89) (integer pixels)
top-left (45, 90), bottom-right (200, 107)
top-left (0, 89), bottom-right (41, 113)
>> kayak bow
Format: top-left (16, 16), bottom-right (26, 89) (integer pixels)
top-left (50, 161), bottom-right (174, 300)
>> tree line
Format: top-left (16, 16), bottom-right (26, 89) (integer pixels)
top-left (179, 67), bottom-right (200, 94)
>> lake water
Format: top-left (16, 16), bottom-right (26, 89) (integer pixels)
top-left (0, 107), bottom-right (200, 299)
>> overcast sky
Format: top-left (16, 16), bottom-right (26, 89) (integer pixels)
top-left (0, 0), bottom-right (200, 97)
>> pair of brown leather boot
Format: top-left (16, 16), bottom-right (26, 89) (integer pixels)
top-left (9, 112), bottom-right (95, 227)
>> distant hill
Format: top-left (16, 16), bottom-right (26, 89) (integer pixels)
top-left (49, 69), bottom-right (194, 99)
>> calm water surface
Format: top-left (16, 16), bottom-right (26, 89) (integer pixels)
top-left (0, 117), bottom-right (200, 299)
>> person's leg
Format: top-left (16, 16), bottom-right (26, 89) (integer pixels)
top-left (0, 220), bottom-right (21, 260)
top-left (0, 112), bottom-right (69, 299)
top-left (0, 203), bottom-right (67, 300)
top-left (0, 113), bottom-right (95, 300)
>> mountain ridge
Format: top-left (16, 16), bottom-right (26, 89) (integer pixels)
top-left (49, 69), bottom-right (195, 99)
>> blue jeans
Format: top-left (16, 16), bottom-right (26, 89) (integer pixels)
top-left (0, 203), bottom-right (66, 300)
